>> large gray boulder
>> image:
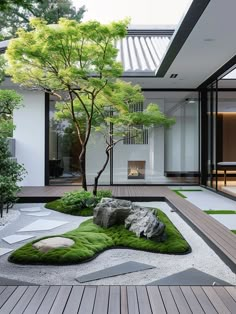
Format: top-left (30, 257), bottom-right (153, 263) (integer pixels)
top-left (93, 198), bottom-right (133, 228)
top-left (125, 206), bottom-right (165, 239)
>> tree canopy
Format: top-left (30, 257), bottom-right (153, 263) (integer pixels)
top-left (0, 0), bottom-right (85, 38)
top-left (6, 18), bottom-right (175, 193)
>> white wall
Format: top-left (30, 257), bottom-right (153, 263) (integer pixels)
top-left (13, 90), bottom-right (45, 186)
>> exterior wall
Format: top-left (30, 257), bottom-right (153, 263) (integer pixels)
top-left (13, 90), bottom-right (45, 186)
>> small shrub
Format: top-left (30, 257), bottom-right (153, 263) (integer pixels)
top-left (96, 190), bottom-right (112, 199)
top-left (61, 190), bottom-right (96, 211)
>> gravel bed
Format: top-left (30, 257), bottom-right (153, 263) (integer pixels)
top-left (0, 202), bottom-right (235, 285)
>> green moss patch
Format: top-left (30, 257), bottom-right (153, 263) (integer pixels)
top-left (9, 209), bottom-right (190, 265)
top-left (204, 210), bottom-right (236, 214)
top-left (232, 230), bottom-right (236, 234)
top-left (45, 199), bottom-right (93, 216)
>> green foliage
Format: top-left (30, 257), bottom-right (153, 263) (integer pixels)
top-left (9, 208), bottom-right (190, 265)
top-left (0, 0), bottom-right (85, 39)
top-left (232, 230), bottom-right (236, 234)
top-left (0, 55), bottom-right (5, 83)
top-left (45, 189), bottom-right (112, 216)
top-left (0, 138), bottom-right (26, 217)
top-left (0, 89), bottom-right (22, 136)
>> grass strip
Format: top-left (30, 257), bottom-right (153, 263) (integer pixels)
top-left (204, 210), bottom-right (236, 215)
top-left (173, 189), bottom-right (203, 199)
top-left (9, 208), bottom-right (190, 265)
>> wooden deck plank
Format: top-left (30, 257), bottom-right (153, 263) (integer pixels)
top-left (202, 287), bottom-right (231, 314)
top-left (159, 286), bottom-right (179, 314)
top-left (169, 286), bottom-right (192, 314)
top-left (78, 286), bottom-right (96, 314)
top-left (49, 286), bottom-right (72, 314)
top-left (180, 286), bottom-right (204, 314)
top-left (214, 287), bottom-right (236, 313)
top-left (127, 286), bottom-right (139, 314)
top-left (63, 286), bottom-right (84, 314)
top-left (93, 286), bottom-right (109, 314)
top-left (146, 286), bottom-right (166, 314)
top-left (225, 286), bottom-right (236, 302)
top-left (37, 286), bottom-right (60, 314)
top-left (136, 286), bottom-right (152, 314)
top-left (191, 286), bottom-right (218, 314)
top-left (0, 286), bottom-right (27, 314)
top-left (0, 286), bottom-right (17, 309)
top-left (0, 286), bottom-right (6, 295)
top-left (23, 286), bottom-right (49, 314)
top-left (108, 286), bottom-right (120, 314)
top-left (10, 286), bottom-right (38, 314)
top-left (120, 286), bottom-right (128, 314)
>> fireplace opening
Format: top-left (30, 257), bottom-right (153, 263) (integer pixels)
top-left (128, 161), bottom-right (145, 179)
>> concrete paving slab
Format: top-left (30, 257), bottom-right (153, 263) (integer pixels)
top-left (209, 214), bottom-right (236, 230)
top-left (17, 219), bottom-right (69, 232)
top-left (19, 207), bottom-right (42, 212)
top-left (147, 268), bottom-right (232, 286)
top-left (2, 234), bottom-right (35, 244)
top-left (26, 212), bottom-right (51, 217)
top-left (0, 277), bottom-right (36, 285)
top-left (0, 248), bottom-right (13, 257)
top-left (76, 261), bottom-right (155, 283)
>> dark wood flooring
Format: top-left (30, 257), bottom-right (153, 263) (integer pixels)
top-left (0, 285), bottom-right (236, 314)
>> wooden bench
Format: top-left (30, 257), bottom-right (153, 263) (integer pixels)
top-left (217, 162), bottom-right (236, 185)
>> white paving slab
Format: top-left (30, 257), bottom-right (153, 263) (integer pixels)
top-left (209, 214), bottom-right (236, 230)
top-left (27, 212), bottom-right (51, 217)
top-left (179, 191), bottom-right (236, 211)
top-left (17, 219), bottom-right (69, 232)
top-left (2, 234), bottom-right (35, 244)
top-left (20, 207), bottom-right (42, 212)
top-left (0, 248), bottom-right (13, 257)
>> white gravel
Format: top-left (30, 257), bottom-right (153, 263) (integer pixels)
top-left (0, 202), bottom-right (235, 285)
top-left (0, 209), bottom-right (20, 231)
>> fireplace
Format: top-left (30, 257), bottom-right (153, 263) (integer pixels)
top-left (128, 161), bottom-right (145, 179)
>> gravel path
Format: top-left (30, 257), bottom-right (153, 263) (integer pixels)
top-left (0, 202), bottom-right (235, 285)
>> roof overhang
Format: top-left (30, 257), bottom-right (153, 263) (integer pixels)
top-left (155, 0), bottom-right (236, 88)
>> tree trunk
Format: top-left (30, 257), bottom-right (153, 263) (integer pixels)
top-left (79, 146), bottom-right (87, 190)
top-left (93, 149), bottom-right (110, 196)
top-left (0, 202), bottom-right (3, 218)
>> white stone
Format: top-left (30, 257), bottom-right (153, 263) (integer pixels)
top-left (20, 207), bottom-right (42, 212)
top-left (0, 248), bottom-right (13, 257)
top-left (2, 234), bottom-right (35, 244)
top-left (17, 219), bottom-right (68, 232)
top-left (33, 237), bottom-right (75, 253)
top-left (209, 214), bottom-right (236, 230)
top-left (27, 212), bottom-right (51, 217)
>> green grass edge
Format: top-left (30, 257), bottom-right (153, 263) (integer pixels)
top-left (45, 199), bottom-right (93, 216)
top-left (9, 208), bottom-right (191, 265)
top-left (204, 210), bottom-right (236, 214)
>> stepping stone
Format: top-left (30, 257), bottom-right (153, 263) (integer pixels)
top-left (76, 261), bottom-right (155, 283)
top-left (17, 219), bottom-right (68, 232)
top-left (147, 268), bottom-right (232, 286)
top-left (20, 207), bottom-right (42, 212)
top-left (2, 234), bottom-right (35, 244)
top-left (27, 212), bottom-right (51, 217)
top-left (0, 248), bottom-right (13, 257)
top-left (0, 277), bottom-right (36, 286)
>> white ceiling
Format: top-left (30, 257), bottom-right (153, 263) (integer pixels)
top-left (137, 0), bottom-right (236, 89)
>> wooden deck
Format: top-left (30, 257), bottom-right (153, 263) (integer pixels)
top-left (18, 185), bottom-right (236, 273)
top-left (0, 285), bottom-right (235, 314)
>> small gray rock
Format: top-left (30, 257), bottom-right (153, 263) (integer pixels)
top-left (93, 198), bottom-right (133, 228)
top-left (33, 237), bottom-right (75, 253)
top-left (125, 206), bottom-right (165, 239)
